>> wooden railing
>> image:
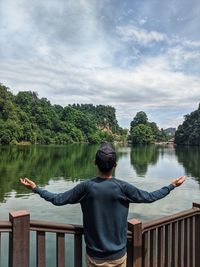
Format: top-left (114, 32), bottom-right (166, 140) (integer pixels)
top-left (0, 202), bottom-right (199, 267)
top-left (127, 202), bottom-right (200, 267)
top-left (30, 220), bottom-right (83, 267)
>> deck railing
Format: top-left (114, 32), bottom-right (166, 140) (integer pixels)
top-left (0, 202), bottom-right (199, 267)
top-left (127, 202), bottom-right (200, 267)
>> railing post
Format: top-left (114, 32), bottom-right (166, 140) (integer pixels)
top-left (128, 219), bottom-right (142, 267)
top-left (9, 210), bottom-right (30, 267)
top-left (193, 203), bottom-right (200, 267)
top-left (193, 202), bottom-right (200, 209)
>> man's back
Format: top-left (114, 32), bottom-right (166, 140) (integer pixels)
top-left (81, 177), bottom-right (129, 260)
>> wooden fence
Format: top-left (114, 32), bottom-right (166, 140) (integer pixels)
top-left (0, 202), bottom-right (199, 267)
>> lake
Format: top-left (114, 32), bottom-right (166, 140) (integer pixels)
top-left (0, 144), bottom-right (199, 266)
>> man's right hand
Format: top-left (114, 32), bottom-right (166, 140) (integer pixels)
top-left (171, 176), bottom-right (186, 187)
top-left (20, 178), bottom-right (37, 190)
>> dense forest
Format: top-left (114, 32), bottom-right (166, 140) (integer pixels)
top-left (0, 84), bottom-right (127, 145)
top-left (130, 111), bottom-right (168, 144)
top-left (0, 83), bottom-right (175, 146)
top-left (175, 104), bottom-right (200, 145)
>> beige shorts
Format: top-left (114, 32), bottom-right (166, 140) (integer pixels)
top-left (86, 253), bottom-right (127, 267)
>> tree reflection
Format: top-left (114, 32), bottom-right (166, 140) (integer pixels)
top-left (130, 145), bottom-right (159, 176)
top-left (175, 146), bottom-right (200, 184)
top-left (0, 144), bottom-right (99, 202)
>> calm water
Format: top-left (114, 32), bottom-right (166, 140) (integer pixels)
top-left (0, 144), bottom-right (200, 266)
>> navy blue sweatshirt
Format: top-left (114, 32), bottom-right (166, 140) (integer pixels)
top-left (34, 177), bottom-right (175, 260)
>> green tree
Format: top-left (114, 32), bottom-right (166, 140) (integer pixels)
top-left (130, 111), bottom-right (168, 144)
top-left (175, 104), bottom-right (200, 145)
top-left (131, 111), bottom-right (148, 128)
top-left (0, 129), bottom-right (12, 144)
top-left (131, 124), bottom-right (154, 144)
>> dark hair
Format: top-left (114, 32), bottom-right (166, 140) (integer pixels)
top-left (95, 142), bottom-right (117, 172)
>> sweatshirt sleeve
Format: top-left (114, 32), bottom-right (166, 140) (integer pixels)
top-left (123, 182), bottom-right (175, 203)
top-left (33, 181), bottom-right (88, 206)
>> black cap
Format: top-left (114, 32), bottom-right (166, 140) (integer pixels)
top-left (95, 142), bottom-right (116, 172)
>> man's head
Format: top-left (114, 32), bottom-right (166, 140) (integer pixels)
top-left (95, 142), bottom-right (117, 173)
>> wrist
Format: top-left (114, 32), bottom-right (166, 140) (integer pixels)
top-left (32, 186), bottom-right (38, 192)
top-left (168, 183), bottom-right (175, 190)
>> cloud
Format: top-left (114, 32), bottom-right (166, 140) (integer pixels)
top-left (0, 0), bottom-right (200, 129)
top-left (116, 25), bottom-right (168, 45)
top-left (1, 53), bottom-right (200, 129)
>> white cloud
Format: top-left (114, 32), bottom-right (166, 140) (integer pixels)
top-left (0, 0), bottom-right (200, 129)
top-left (166, 46), bottom-right (200, 69)
top-left (1, 54), bottom-right (200, 128)
top-left (116, 25), bottom-right (168, 45)
top-left (183, 40), bottom-right (200, 48)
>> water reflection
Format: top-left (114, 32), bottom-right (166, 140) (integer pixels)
top-left (130, 145), bottom-right (159, 176)
top-left (0, 144), bottom-right (99, 202)
top-left (0, 144), bottom-right (200, 204)
top-left (175, 146), bottom-right (200, 184)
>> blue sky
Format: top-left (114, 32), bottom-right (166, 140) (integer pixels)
top-left (0, 0), bottom-right (200, 128)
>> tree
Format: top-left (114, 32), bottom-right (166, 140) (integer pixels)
top-left (175, 105), bottom-right (200, 145)
top-left (130, 124), bottom-right (154, 144)
top-left (0, 129), bottom-right (12, 144)
top-left (130, 111), bottom-right (166, 144)
top-left (131, 111), bottom-right (148, 129)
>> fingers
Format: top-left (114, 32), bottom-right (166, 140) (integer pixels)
top-left (176, 176), bottom-right (186, 186)
top-left (20, 177), bottom-right (32, 186)
top-left (24, 178), bottom-right (32, 183)
top-left (20, 177), bottom-right (31, 184)
top-left (20, 178), bottom-right (27, 185)
top-left (178, 176), bottom-right (186, 182)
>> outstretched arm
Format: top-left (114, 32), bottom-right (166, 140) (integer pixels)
top-left (124, 176), bottom-right (185, 203)
top-left (20, 178), bottom-right (87, 205)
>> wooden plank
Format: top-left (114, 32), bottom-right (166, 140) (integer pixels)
top-left (171, 222), bottom-right (178, 267)
top-left (149, 229), bottom-right (156, 267)
top-left (127, 238), bottom-right (133, 267)
top-left (0, 221), bottom-right (12, 232)
top-left (164, 224), bottom-right (171, 267)
top-left (184, 219), bottom-right (188, 267)
top-left (9, 210), bottom-right (30, 267)
top-left (56, 233), bottom-right (65, 267)
top-left (195, 214), bottom-right (200, 267)
top-left (189, 217), bottom-right (195, 267)
top-left (178, 220), bottom-right (184, 267)
top-left (37, 231), bottom-right (46, 267)
top-left (0, 233), bottom-right (1, 267)
top-left (142, 232), bottom-right (148, 267)
top-left (157, 227), bottom-right (164, 267)
top-left (74, 234), bottom-right (82, 267)
top-left (187, 218), bottom-right (190, 267)
top-left (143, 208), bottom-right (198, 231)
top-left (30, 220), bottom-right (83, 234)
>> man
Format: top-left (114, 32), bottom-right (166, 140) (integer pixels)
top-left (20, 142), bottom-right (185, 267)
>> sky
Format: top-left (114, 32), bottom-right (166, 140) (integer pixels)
top-left (0, 0), bottom-right (200, 129)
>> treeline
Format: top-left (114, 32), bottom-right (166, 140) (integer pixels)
top-left (175, 104), bottom-right (200, 145)
top-left (0, 84), bottom-right (127, 145)
top-left (130, 111), bottom-right (167, 144)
